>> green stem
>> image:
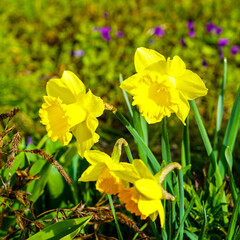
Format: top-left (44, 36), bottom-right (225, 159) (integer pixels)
top-left (189, 100), bottom-right (221, 186)
top-left (114, 110), bottom-right (160, 173)
top-left (108, 194), bottom-right (124, 240)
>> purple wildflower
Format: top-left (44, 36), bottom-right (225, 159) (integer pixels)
top-left (187, 21), bottom-right (194, 29)
top-left (206, 22), bottom-right (215, 33)
top-left (92, 27), bottom-right (99, 32)
top-left (116, 30), bottom-right (124, 38)
top-left (215, 26), bottom-right (223, 35)
top-left (99, 26), bottom-right (111, 41)
top-left (218, 38), bottom-right (229, 47)
top-left (206, 22), bottom-right (222, 35)
top-left (218, 47), bottom-right (224, 60)
top-left (149, 39), bottom-right (154, 44)
top-left (26, 137), bottom-right (33, 147)
top-left (188, 28), bottom-right (195, 37)
top-left (154, 26), bottom-right (165, 37)
top-left (202, 59), bottom-right (208, 67)
top-left (180, 38), bottom-right (186, 47)
top-left (104, 11), bottom-right (109, 19)
top-left (71, 49), bottom-right (84, 58)
top-left (187, 21), bottom-right (195, 38)
top-left (231, 45), bottom-right (239, 55)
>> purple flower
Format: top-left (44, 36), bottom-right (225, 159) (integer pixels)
top-left (71, 49), bottom-right (84, 58)
top-left (206, 22), bottom-right (215, 33)
top-left (188, 28), bottom-right (195, 37)
top-left (26, 137), bottom-right (33, 147)
top-left (187, 21), bottom-right (195, 37)
top-left (218, 47), bottom-right (224, 59)
top-left (180, 38), bottom-right (186, 47)
top-left (231, 45), bottom-right (239, 55)
top-left (206, 22), bottom-right (222, 35)
top-left (104, 11), bottom-right (109, 19)
top-left (92, 27), bottom-right (99, 32)
top-left (215, 26), bottom-right (223, 35)
top-left (202, 59), bottom-right (207, 67)
top-left (99, 26), bottom-right (111, 41)
top-left (116, 30), bottom-right (124, 38)
top-left (218, 38), bottom-right (229, 47)
top-left (149, 39), bottom-right (154, 44)
top-left (154, 26), bottom-right (165, 37)
top-left (187, 21), bottom-right (194, 29)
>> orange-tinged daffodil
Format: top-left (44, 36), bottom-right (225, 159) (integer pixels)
top-left (115, 160), bottom-right (181, 227)
top-left (120, 47), bottom-right (208, 124)
top-left (78, 149), bottom-right (127, 195)
top-left (39, 71), bottom-right (104, 157)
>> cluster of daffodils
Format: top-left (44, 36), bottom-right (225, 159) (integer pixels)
top-left (39, 47), bottom-right (208, 226)
top-left (78, 140), bottom-right (181, 227)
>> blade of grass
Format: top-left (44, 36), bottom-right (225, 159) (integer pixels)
top-left (218, 87), bottom-right (240, 179)
top-left (198, 207), bottom-right (207, 240)
top-left (173, 196), bottom-right (196, 240)
top-left (132, 106), bottom-right (148, 162)
top-left (119, 74), bottom-right (133, 119)
top-left (124, 144), bottom-right (134, 163)
top-left (226, 194), bottom-right (240, 240)
top-left (107, 194), bottom-right (124, 240)
top-left (149, 220), bottom-right (161, 240)
top-left (225, 147), bottom-right (238, 204)
top-left (114, 110), bottom-right (160, 173)
top-left (178, 169), bottom-right (184, 240)
top-left (189, 100), bottom-right (222, 186)
top-left (140, 114), bottom-right (148, 145)
top-left (182, 116), bottom-right (191, 169)
top-left (161, 117), bottom-right (172, 164)
top-left (213, 58), bottom-right (227, 159)
top-left (132, 223), bottom-right (148, 240)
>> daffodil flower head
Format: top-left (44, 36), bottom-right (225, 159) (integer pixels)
top-left (116, 159), bottom-right (181, 227)
top-left (120, 47), bottom-right (208, 124)
top-left (78, 139), bottom-right (129, 195)
top-left (39, 71), bottom-right (104, 157)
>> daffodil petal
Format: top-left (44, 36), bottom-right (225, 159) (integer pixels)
top-left (135, 178), bottom-right (162, 200)
top-left (39, 96), bottom-right (72, 145)
top-left (62, 71), bottom-right (86, 96)
top-left (120, 73), bottom-right (140, 94)
top-left (133, 159), bottom-right (155, 180)
top-left (78, 164), bottom-right (106, 181)
top-left (112, 162), bottom-right (140, 183)
top-left (175, 92), bottom-right (190, 125)
top-left (176, 69), bottom-right (208, 100)
top-left (66, 102), bottom-right (87, 126)
top-left (135, 47), bottom-right (166, 72)
top-left (96, 168), bottom-right (123, 195)
top-left (83, 90), bottom-right (105, 117)
top-left (84, 150), bottom-right (112, 165)
top-left (138, 196), bottom-right (160, 216)
top-left (158, 200), bottom-right (165, 228)
top-left (72, 116), bottom-right (99, 157)
top-left (166, 56), bottom-right (186, 78)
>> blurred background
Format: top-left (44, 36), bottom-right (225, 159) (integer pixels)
top-left (0, 0), bottom-right (239, 171)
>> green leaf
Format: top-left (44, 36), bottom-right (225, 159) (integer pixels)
top-left (198, 207), bottom-right (207, 240)
top-left (218, 87), bottom-right (240, 179)
top-left (27, 162), bottom-right (51, 202)
top-left (213, 58), bottom-right (227, 158)
top-left (226, 194), bottom-right (240, 240)
top-left (27, 216), bottom-right (92, 240)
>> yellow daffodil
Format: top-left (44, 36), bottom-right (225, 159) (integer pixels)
top-left (120, 47), bottom-right (208, 124)
top-left (115, 160), bottom-right (181, 227)
top-left (78, 148), bottom-right (127, 195)
top-left (39, 71), bottom-right (104, 157)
